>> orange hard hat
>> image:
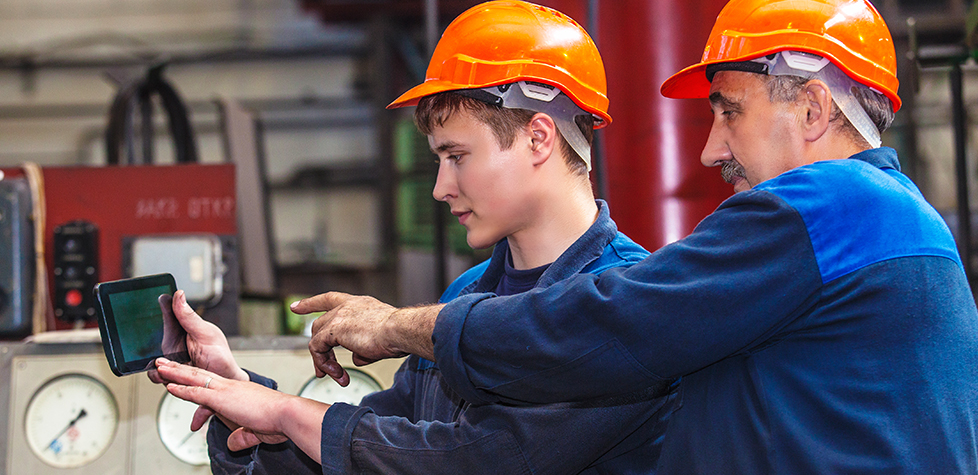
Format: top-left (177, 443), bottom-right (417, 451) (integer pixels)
top-left (660, 0), bottom-right (901, 112)
top-left (387, 0), bottom-right (611, 127)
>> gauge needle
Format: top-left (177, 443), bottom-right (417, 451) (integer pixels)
top-left (47, 409), bottom-right (87, 450)
top-left (178, 429), bottom-right (199, 447)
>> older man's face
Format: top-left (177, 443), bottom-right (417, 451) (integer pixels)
top-left (700, 70), bottom-right (807, 193)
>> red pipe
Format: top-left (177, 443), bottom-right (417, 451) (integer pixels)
top-left (541, 0), bottom-right (732, 251)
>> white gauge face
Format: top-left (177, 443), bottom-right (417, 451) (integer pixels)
top-left (158, 392), bottom-right (211, 466)
top-left (24, 373), bottom-right (119, 469)
top-left (299, 368), bottom-right (382, 405)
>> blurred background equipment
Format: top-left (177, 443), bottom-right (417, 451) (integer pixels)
top-left (0, 337), bottom-right (404, 474)
top-left (0, 163), bottom-right (242, 335)
top-left (52, 220), bottom-right (99, 323)
top-left (126, 234), bottom-right (226, 306)
top-left (105, 64), bottom-right (198, 166)
top-left (0, 177), bottom-right (34, 339)
top-left (218, 98), bottom-right (278, 298)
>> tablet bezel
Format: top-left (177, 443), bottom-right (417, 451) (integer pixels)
top-left (94, 273), bottom-right (190, 376)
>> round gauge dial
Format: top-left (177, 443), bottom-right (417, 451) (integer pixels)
top-left (158, 392), bottom-right (210, 466)
top-left (299, 368), bottom-right (382, 405)
top-left (24, 373), bottom-right (119, 469)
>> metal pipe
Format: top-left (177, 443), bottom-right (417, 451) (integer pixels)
top-left (425, 0), bottom-right (439, 59)
top-left (597, 0), bottom-right (731, 250)
top-left (951, 61), bottom-right (973, 284)
top-left (426, 0), bottom-right (449, 297)
top-left (0, 43), bottom-right (366, 71)
top-left (587, 0), bottom-right (608, 200)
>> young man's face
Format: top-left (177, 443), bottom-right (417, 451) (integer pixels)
top-left (428, 109), bottom-right (536, 249)
top-left (701, 70), bottom-right (805, 193)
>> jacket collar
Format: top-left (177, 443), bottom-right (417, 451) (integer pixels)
top-left (466, 199), bottom-right (617, 294)
top-left (848, 146), bottom-right (900, 172)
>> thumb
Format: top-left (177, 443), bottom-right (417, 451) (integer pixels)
top-left (227, 427), bottom-right (262, 451)
top-left (191, 405), bottom-right (215, 431)
top-left (172, 290), bottom-right (206, 331)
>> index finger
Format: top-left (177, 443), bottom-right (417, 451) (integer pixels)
top-left (156, 358), bottom-right (218, 387)
top-left (290, 291), bottom-right (352, 315)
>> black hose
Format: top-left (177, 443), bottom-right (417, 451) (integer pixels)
top-left (105, 63), bottom-right (198, 165)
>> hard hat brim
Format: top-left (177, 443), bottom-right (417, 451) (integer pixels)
top-left (660, 53), bottom-right (902, 112)
top-left (387, 80), bottom-right (453, 110)
top-left (660, 63), bottom-right (712, 100)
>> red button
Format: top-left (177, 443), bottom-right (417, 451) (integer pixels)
top-left (66, 289), bottom-right (83, 307)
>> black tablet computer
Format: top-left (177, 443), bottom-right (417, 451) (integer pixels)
top-left (93, 273), bottom-right (190, 376)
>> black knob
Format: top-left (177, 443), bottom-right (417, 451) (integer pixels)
top-left (63, 238), bottom-right (80, 253)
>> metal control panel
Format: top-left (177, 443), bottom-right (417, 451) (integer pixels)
top-left (0, 335), bottom-right (404, 474)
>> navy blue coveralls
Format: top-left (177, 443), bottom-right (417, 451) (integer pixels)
top-left (208, 201), bottom-right (677, 474)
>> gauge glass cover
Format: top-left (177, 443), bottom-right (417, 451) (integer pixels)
top-left (158, 391), bottom-right (211, 466)
top-left (299, 368), bottom-right (382, 405)
top-left (24, 373), bottom-right (119, 468)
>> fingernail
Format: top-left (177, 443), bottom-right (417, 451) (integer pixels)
top-left (328, 362), bottom-right (341, 375)
top-left (290, 300), bottom-right (300, 310)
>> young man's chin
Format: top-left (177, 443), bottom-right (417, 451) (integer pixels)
top-left (465, 231), bottom-right (500, 251)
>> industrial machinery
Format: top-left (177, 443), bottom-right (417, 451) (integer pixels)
top-left (0, 65), bottom-right (296, 473)
top-left (0, 335), bottom-right (404, 474)
top-left (0, 163), bottom-right (242, 337)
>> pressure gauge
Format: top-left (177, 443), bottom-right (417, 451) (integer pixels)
top-left (299, 369), bottom-right (382, 405)
top-left (24, 373), bottom-right (119, 468)
top-left (158, 392), bottom-right (211, 466)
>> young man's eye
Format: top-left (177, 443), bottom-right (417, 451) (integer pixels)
top-left (434, 154), bottom-right (462, 164)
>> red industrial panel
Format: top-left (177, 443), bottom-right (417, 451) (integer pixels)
top-left (3, 164), bottom-right (236, 331)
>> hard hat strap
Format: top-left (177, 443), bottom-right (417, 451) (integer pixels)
top-left (752, 51), bottom-right (882, 149)
top-left (457, 82), bottom-right (594, 171)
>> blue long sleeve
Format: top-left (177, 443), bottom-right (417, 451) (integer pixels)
top-left (435, 187), bottom-right (822, 404)
top-left (320, 372), bottom-right (673, 475)
top-left (432, 148), bottom-right (978, 474)
top-left (317, 200), bottom-right (674, 474)
top-left (211, 200), bottom-right (676, 474)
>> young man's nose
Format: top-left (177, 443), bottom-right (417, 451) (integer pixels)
top-left (432, 162), bottom-right (457, 202)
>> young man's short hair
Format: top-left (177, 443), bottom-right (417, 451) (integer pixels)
top-left (415, 91), bottom-right (594, 176)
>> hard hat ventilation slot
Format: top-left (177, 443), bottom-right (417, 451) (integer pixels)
top-left (456, 81), bottom-right (594, 170)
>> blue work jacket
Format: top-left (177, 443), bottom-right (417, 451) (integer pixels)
top-left (209, 200), bottom-right (677, 474)
top-left (433, 148), bottom-right (978, 474)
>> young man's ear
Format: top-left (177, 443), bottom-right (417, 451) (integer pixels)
top-left (801, 80), bottom-right (832, 142)
top-left (528, 113), bottom-right (558, 165)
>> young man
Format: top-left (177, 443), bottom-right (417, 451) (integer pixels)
top-left (303, 0), bottom-right (978, 473)
top-left (155, 2), bottom-right (675, 473)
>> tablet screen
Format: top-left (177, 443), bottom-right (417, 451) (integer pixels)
top-left (108, 284), bottom-right (178, 362)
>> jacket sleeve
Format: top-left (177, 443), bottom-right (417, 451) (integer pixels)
top-left (433, 190), bottom-right (824, 405)
top-left (356, 358), bottom-right (417, 418)
top-left (319, 384), bottom-right (674, 475)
